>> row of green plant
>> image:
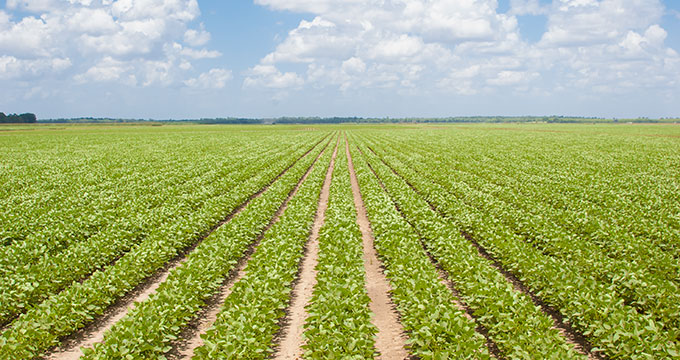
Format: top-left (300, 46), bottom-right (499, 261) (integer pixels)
top-left (0, 143), bottom-right (296, 327)
top-left (0, 130), bottom-right (228, 252)
top-left (0, 144), bottom-right (195, 263)
top-left (363, 136), bottom-right (680, 358)
top-left (82, 135), bottom-right (332, 359)
top-left (191, 138), bottom-right (336, 359)
top-left (0, 135), bottom-right (328, 359)
top-left (365, 132), bottom-right (680, 332)
top-left (354, 140), bottom-right (585, 359)
top-left (302, 136), bottom-right (377, 358)
top-left (347, 142), bottom-right (491, 359)
top-left (376, 129), bottom-right (679, 269)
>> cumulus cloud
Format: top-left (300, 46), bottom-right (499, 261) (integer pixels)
top-left (74, 56), bottom-right (132, 83)
top-left (540, 0), bottom-right (664, 46)
top-left (184, 26), bottom-right (210, 47)
top-left (247, 0), bottom-right (523, 92)
top-left (247, 0), bottom-right (679, 99)
top-left (184, 68), bottom-right (232, 89)
top-left (510, 0), bottom-right (550, 15)
top-left (0, 0), bottom-right (225, 89)
top-left (0, 55), bottom-right (71, 80)
top-left (244, 65), bottom-right (304, 89)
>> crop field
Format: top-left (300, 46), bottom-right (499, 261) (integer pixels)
top-left (0, 123), bottom-right (679, 359)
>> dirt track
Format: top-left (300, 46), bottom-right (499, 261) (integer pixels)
top-left (368, 143), bottom-right (601, 360)
top-left (46, 136), bottom-right (331, 360)
top-left (274, 137), bottom-right (339, 360)
top-left (346, 138), bottom-right (408, 360)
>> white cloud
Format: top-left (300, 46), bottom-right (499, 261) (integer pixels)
top-left (0, 0), bottom-right (221, 88)
top-left (510, 0), bottom-right (549, 15)
top-left (244, 65), bottom-right (304, 89)
top-left (0, 55), bottom-right (71, 80)
top-left (184, 68), bottom-right (232, 89)
top-left (487, 70), bottom-right (539, 85)
top-left (184, 26), bottom-right (210, 47)
top-left (248, 0), bottom-right (678, 100)
top-left (0, 15), bottom-right (53, 57)
top-left (341, 57), bottom-right (366, 74)
top-left (67, 8), bottom-right (118, 34)
top-left (74, 57), bottom-right (133, 83)
top-left (249, 0), bottom-right (522, 91)
top-left (541, 0), bottom-right (664, 46)
top-left (170, 43), bottom-right (221, 60)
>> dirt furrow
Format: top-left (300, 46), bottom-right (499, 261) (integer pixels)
top-left (346, 138), bottom-right (408, 360)
top-left (273, 137), bottom-right (339, 360)
top-left (366, 144), bottom-right (602, 360)
top-left (45, 136), bottom-right (330, 360)
top-left (359, 147), bottom-right (503, 359)
top-left (171, 136), bottom-right (333, 359)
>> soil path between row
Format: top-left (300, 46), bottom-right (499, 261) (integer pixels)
top-left (346, 137), bottom-right (408, 360)
top-left (357, 145), bottom-right (503, 359)
top-left (365, 143), bottom-right (601, 360)
top-left (46, 136), bottom-right (330, 360)
top-left (173, 136), bottom-right (334, 359)
top-left (274, 136), bottom-right (339, 360)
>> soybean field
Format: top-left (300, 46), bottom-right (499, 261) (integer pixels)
top-left (0, 123), bottom-right (679, 359)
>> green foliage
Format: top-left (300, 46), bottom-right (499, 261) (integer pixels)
top-left (349, 142), bottom-right (490, 359)
top-left (82, 135), bottom-right (331, 360)
top-left (192, 136), bottom-right (335, 359)
top-left (0, 129), bottom-right (328, 359)
top-left (356, 127), bottom-right (680, 358)
top-left (302, 137), bottom-right (377, 358)
top-left (354, 139), bottom-right (585, 359)
top-left (0, 113), bottom-right (36, 123)
top-left (0, 124), bottom-right (678, 359)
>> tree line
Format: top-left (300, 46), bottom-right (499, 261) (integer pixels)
top-left (0, 112), bottom-right (37, 123)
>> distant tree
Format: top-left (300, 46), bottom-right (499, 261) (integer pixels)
top-left (19, 113), bottom-right (37, 123)
top-left (0, 112), bottom-right (37, 123)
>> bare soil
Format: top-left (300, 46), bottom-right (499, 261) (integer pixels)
top-left (273, 137), bottom-right (339, 360)
top-left (358, 147), bottom-right (503, 359)
top-left (367, 143), bottom-right (602, 360)
top-left (346, 139), bottom-right (409, 360)
top-left (46, 256), bottom-right (187, 360)
top-left (44, 136), bottom-right (331, 360)
top-left (170, 137), bottom-right (333, 359)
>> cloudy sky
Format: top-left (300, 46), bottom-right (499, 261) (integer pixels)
top-left (1, 0), bottom-right (679, 119)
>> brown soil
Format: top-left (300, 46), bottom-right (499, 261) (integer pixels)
top-left (44, 136), bottom-right (331, 360)
top-left (366, 144), bottom-right (602, 360)
top-left (170, 137), bottom-right (332, 359)
top-left (169, 261), bottom-right (247, 359)
top-left (357, 146), bottom-right (503, 359)
top-left (346, 138), bottom-right (409, 360)
top-left (273, 137), bottom-right (339, 360)
top-left (46, 256), bottom-right (187, 360)
top-left (462, 231), bottom-right (603, 360)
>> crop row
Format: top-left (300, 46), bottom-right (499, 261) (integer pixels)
top-left (362, 132), bottom-right (680, 332)
top-left (375, 131), bottom-right (679, 269)
top-left (83, 134), bottom-right (333, 359)
top-left (0, 134), bottom-right (329, 359)
top-left (353, 139), bottom-right (585, 359)
top-left (360, 135), bottom-right (679, 358)
top-left (347, 140), bottom-right (491, 359)
top-left (191, 137), bottom-right (336, 358)
top-left (0, 141), bottom-right (296, 327)
top-left (0, 132), bottom-right (242, 256)
top-left (302, 136), bottom-right (376, 358)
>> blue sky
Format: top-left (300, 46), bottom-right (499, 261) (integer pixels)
top-left (1, 0), bottom-right (679, 119)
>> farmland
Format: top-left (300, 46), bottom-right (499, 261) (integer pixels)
top-left (0, 123), bottom-right (679, 359)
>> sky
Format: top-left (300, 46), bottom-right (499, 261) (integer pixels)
top-left (1, 0), bottom-right (679, 119)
